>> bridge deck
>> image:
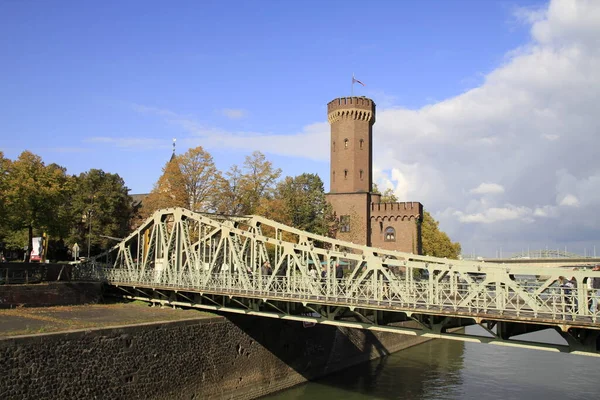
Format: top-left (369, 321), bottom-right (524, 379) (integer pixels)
top-left (80, 207), bottom-right (600, 356)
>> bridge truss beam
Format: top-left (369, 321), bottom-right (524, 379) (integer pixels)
top-left (79, 207), bottom-right (600, 356)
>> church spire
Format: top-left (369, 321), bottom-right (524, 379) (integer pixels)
top-left (170, 138), bottom-right (176, 162)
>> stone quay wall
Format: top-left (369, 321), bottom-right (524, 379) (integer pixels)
top-left (0, 313), bottom-right (432, 400)
top-left (0, 281), bottom-right (102, 309)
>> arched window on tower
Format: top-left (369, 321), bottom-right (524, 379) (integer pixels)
top-left (344, 169), bottom-right (348, 179)
top-left (359, 139), bottom-right (364, 149)
top-left (344, 138), bottom-right (349, 149)
top-left (359, 169), bottom-right (364, 180)
top-left (384, 227), bottom-right (396, 242)
top-left (332, 171), bottom-right (335, 182)
top-left (333, 141), bottom-right (335, 152)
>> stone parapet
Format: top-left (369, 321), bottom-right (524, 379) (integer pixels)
top-left (327, 96), bottom-right (376, 124)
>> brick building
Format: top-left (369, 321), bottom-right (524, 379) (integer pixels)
top-left (325, 96), bottom-right (423, 254)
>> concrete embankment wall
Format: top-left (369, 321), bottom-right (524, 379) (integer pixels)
top-left (0, 313), bottom-right (431, 399)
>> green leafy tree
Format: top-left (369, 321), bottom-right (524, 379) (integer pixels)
top-left (372, 183), bottom-right (398, 203)
top-left (0, 152), bottom-right (10, 247)
top-left (269, 173), bottom-right (335, 236)
top-left (212, 151), bottom-right (281, 215)
top-left (68, 169), bottom-right (135, 255)
top-left (381, 188), bottom-right (398, 203)
top-left (239, 151), bottom-right (281, 214)
top-left (3, 151), bottom-right (71, 261)
top-left (421, 211), bottom-right (461, 259)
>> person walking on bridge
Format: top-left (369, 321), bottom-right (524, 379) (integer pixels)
top-left (588, 265), bottom-right (600, 315)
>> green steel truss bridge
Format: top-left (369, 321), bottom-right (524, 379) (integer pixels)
top-left (79, 208), bottom-right (600, 357)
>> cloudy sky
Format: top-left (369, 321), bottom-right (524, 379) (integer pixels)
top-left (2, 0), bottom-right (599, 257)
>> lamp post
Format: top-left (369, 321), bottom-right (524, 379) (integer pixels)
top-left (87, 208), bottom-right (93, 259)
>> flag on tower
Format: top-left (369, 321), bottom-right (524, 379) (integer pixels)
top-left (352, 74), bottom-right (365, 86)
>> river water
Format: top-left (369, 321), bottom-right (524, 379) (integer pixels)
top-left (264, 327), bottom-right (599, 400)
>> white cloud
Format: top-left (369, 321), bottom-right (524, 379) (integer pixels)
top-left (470, 183), bottom-right (505, 195)
top-left (127, 104), bottom-right (330, 160)
top-left (541, 133), bottom-right (559, 141)
top-left (366, 0), bottom-right (600, 255)
top-left (533, 205), bottom-right (559, 218)
top-left (116, 0), bottom-right (600, 256)
top-left (220, 108), bottom-right (247, 120)
top-left (455, 205), bottom-right (534, 224)
top-left (86, 137), bottom-right (167, 150)
top-left (559, 194), bottom-right (579, 207)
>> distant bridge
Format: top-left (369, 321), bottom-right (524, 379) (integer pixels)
top-left (483, 258), bottom-right (600, 268)
top-left (79, 208), bottom-right (600, 357)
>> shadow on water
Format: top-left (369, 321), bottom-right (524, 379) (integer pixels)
top-left (224, 313), bottom-right (466, 400)
top-left (263, 325), bottom-right (600, 400)
top-left (262, 335), bottom-right (466, 400)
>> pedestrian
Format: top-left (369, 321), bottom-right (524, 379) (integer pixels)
top-left (335, 263), bottom-right (345, 296)
top-left (382, 266), bottom-right (390, 300)
top-left (308, 265), bottom-right (318, 280)
top-left (558, 276), bottom-right (575, 314)
top-left (589, 265), bottom-right (600, 314)
top-left (335, 263), bottom-right (344, 280)
top-left (261, 261), bottom-right (272, 276)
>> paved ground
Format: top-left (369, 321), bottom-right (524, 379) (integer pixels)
top-left (0, 302), bottom-right (216, 337)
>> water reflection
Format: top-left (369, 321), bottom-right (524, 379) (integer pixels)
top-left (264, 328), bottom-right (599, 400)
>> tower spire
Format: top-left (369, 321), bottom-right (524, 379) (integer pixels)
top-left (170, 138), bottom-right (177, 162)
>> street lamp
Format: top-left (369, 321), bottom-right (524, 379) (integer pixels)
top-left (87, 208), bottom-right (94, 259)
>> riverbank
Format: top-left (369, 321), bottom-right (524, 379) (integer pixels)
top-left (0, 302), bottom-right (435, 399)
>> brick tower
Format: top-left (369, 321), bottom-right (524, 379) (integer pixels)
top-left (325, 96), bottom-right (423, 253)
top-left (326, 96), bottom-right (376, 245)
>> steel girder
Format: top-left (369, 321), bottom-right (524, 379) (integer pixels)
top-left (79, 207), bottom-right (600, 356)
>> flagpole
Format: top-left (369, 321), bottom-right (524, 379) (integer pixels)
top-left (351, 73), bottom-right (354, 96)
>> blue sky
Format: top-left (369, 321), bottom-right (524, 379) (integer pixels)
top-left (4, 0), bottom-right (600, 257)
top-left (2, 0), bottom-right (539, 189)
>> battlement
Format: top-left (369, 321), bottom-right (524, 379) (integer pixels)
top-left (327, 96), bottom-right (376, 124)
top-left (370, 201), bottom-right (423, 216)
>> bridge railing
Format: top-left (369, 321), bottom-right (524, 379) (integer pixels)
top-left (81, 267), bottom-right (600, 324)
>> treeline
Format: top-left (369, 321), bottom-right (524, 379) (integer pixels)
top-left (139, 148), bottom-right (337, 237)
top-left (0, 148), bottom-right (336, 261)
top-left (0, 151), bottom-right (136, 260)
top-left (0, 147), bottom-right (460, 261)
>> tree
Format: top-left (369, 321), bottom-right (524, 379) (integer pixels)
top-left (381, 188), bottom-right (398, 203)
top-left (212, 151), bottom-right (281, 215)
top-left (271, 173), bottom-right (335, 236)
top-left (141, 156), bottom-right (189, 218)
top-left (211, 165), bottom-right (245, 215)
top-left (372, 183), bottom-right (398, 203)
top-left (68, 169), bottom-right (135, 255)
top-left (3, 151), bottom-right (71, 261)
top-left (421, 211), bottom-right (461, 259)
top-left (239, 151), bottom-right (281, 214)
top-left (0, 152), bottom-right (10, 245)
top-left (177, 146), bottom-right (220, 211)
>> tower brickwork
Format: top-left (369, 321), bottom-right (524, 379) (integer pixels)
top-left (325, 96), bottom-right (423, 253)
top-left (327, 97), bottom-right (375, 194)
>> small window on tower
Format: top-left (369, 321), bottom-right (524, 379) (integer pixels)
top-left (332, 171), bottom-right (335, 182)
top-left (344, 138), bottom-right (349, 149)
top-left (340, 215), bottom-right (351, 232)
top-left (385, 227), bottom-right (396, 242)
top-left (344, 169), bottom-right (348, 179)
top-left (359, 170), bottom-right (363, 180)
top-left (360, 139), bottom-right (364, 149)
top-left (333, 141), bottom-right (335, 152)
